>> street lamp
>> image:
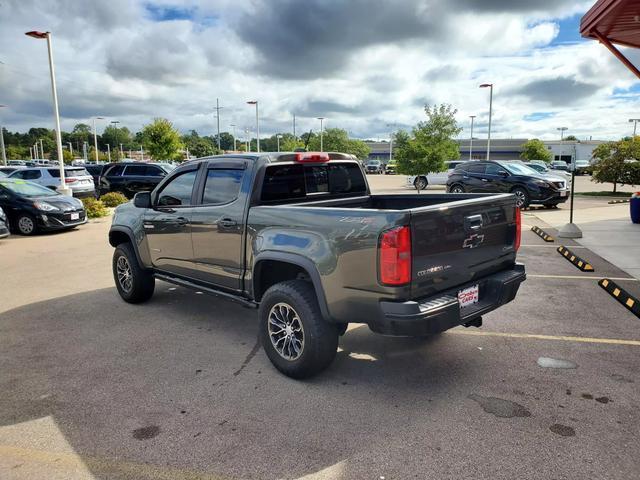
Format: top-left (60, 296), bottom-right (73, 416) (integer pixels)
top-left (479, 83), bottom-right (493, 160)
top-left (67, 142), bottom-right (73, 157)
top-left (469, 115), bottom-right (476, 161)
top-left (111, 121), bottom-right (120, 161)
top-left (230, 124), bottom-right (237, 151)
top-left (0, 104), bottom-right (7, 166)
top-left (557, 127), bottom-right (568, 141)
top-left (629, 118), bottom-right (640, 137)
top-left (25, 31), bottom-right (69, 194)
top-left (106, 144), bottom-right (111, 162)
top-left (317, 117), bottom-right (325, 152)
top-left (247, 101), bottom-right (260, 152)
top-left (92, 116), bottom-right (104, 163)
top-left (276, 134), bottom-right (283, 152)
top-left (386, 123), bottom-right (397, 164)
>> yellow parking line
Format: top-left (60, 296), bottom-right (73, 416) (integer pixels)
top-left (448, 329), bottom-right (640, 346)
top-left (0, 444), bottom-right (227, 480)
top-left (528, 274), bottom-right (639, 281)
top-left (521, 244), bottom-right (587, 248)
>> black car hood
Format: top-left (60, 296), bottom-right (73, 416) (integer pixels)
top-left (31, 195), bottom-right (84, 211)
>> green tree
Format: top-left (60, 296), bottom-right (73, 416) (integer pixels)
top-left (101, 125), bottom-right (134, 161)
top-left (394, 104), bottom-right (462, 192)
top-left (141, 118), bottom-right (184, 161)
top-left (183, 130), bottom-right (218, 158)
top-left (564, 135), bottom-right (578, 142)
top-left (307, 128), bottom-right (370, 159)
top-left (520, 139), bottom-right (552, 162)
top-left (6, 145), bottom-right (30, 160)
top-left (210, 132), bottom-right (236, 151)
top-left (49, 146), bottom-right (74, 164)
top-left (592, 139), bottom-right (640, 192)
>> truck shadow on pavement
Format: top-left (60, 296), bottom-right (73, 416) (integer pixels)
top-left (0, 284), bottom-right (486, 479)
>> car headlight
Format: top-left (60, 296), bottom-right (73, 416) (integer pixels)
top-left (33, 201), bottom-right (60, 212)
top-left (533, 180), bottom-right (551, 188)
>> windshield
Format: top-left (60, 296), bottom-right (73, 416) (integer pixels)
top-left (528, 163), bottom-right (548, 173)
top-left (502, 162), bottom-right (540, 176)
top-left (0, 179), bottom-right (59, 197)
top-left (367, 160), bottom-right (380, 165)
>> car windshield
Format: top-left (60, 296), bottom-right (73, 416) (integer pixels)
top-left (367, 161), bottom-right (380, 165)
top-left (0, 179), bottom-right (59, 197)
top-left (159, 163), bottom-right (176, 172)
top-left (528, 164), bottom-right (548, 172)
top-left (502, 162), bottom-right (539, 176)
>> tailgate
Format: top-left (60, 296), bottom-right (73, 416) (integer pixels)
top-left (410, 195), bottom-right (518, 298)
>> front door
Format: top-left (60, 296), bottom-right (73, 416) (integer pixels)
top-left (145, 168), bottom-right (199, 277)
top-left (483, 163), bottom-right (511, 193)
top-left (189, 159), bottom-right (249, 291)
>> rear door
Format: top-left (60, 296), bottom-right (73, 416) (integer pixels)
top-left (462, 163), bottom-right (488, 192)
top-left (410, 195), bottom-right (518, 298)
top-left (189, 158), bottom-right (250, 291)
top-left (144, 166), bottom-right (199, 276)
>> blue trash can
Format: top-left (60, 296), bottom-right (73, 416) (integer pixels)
top-left (631, 197), bottom-right (640, 224)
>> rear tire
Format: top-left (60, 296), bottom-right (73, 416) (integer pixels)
top-left (112, 243), bottom-right (155, 303)
top-left (450, 184), bottom-right (465, 194)
top-left (259, 280), bottom-right (339, 379)
top-left (414, 177), bottom-right (428, 190)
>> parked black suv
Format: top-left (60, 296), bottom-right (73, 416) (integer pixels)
top-left (99, 162), bottom-right (174, 198)
top-left (447, 160), bottom-right (569, 209)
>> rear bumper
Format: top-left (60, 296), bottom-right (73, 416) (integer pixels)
top-left (373, 263), bottom-right (526, 336)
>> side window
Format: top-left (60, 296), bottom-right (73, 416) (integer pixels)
top-left (144, 166), bottom-right (165, 177)
top-left (485, 164), bottom-right (508, 176)
top-left (124, 165), bottom-right (146, 176)
top-left (107, 165), bottom-right (125, 177)
top-left (11, 170), bottom-right (26, 179)
top-left (202, 169), bottom-right (244, 204)
top-left (466, 163), bottom-right (486, 174)
top-left (156, 170), bottom-right (197, 207)
top-left (24, 170), bottom-right (42, 180)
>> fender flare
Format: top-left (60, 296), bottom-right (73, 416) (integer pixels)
top-left (109, 226), bottom-right (146, 269)
top-left (253, 251), bottom-right (332, 322)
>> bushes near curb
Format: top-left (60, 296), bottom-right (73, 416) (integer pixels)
top-left (100, 191), bottom-right (128, 208)
top-left (81, 197), bottom-right (109, 218)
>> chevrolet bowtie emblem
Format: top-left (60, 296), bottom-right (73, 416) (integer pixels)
top-left (463, 233), bottom-right (485, 249)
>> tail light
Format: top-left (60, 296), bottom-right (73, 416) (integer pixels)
top-left (514, 207), bottom-right (521, 252)
top-left (295, 152), bottom-right (330, 163)
top-left (65, 177), bottom-right (78, 183)
top-left (379, 226), bottom-right (411, 286)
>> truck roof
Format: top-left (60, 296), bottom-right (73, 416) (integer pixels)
top-left (185, 152), bottom-right (358, 165)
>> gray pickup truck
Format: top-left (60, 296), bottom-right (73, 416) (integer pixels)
top-left (109, 152), bottom-right (525, 378)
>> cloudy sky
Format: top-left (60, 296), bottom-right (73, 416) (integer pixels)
top-left (1, 0), bottom-right (639, 141)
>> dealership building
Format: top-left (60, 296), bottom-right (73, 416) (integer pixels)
top-left (365, 139), bottom-right (604, 164)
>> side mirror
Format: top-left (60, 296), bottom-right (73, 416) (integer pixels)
top-left (133, 191), bottom-right (151, 208)
top-left (500, 171), bottom-right (509, 177)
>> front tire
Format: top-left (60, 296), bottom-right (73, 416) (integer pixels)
top-left (259, 280), bottom-right (339, 379)
top-left (512, 186), bottom-right (530, 209)
top-left (112, 243), bottom-right (155, 303)
top-left (16, 214), bottom-right (37, 235)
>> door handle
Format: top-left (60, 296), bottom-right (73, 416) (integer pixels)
top-left (219, 218), bottom-right (237, 228)
top-left (464, 214), bottom-right (483, 232)
top-left (481, 178), bottom-right (489, 182)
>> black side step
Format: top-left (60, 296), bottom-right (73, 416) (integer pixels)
top-left (154, 273), bottom-right (258, 309)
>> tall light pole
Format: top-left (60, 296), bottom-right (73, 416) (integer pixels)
top-left (317, 117), bottom-right (325, 152)
top-left (277, 134), bottom-right (283, 152)
top-left (34, 142), bottom-right (38, 160)
top-left (67, 142), bottom-right (73, 157)
top-left (111, 121), bottom-right (120, 161)
top-left (214, 98), bottom-right (223, 150)
top-left (230, 124), bottom-right (237, 151)
top-left (26, 31), bottom-right (69, 193)
top-left (244, 127), bottom-right (250, 152)
top-left (469, 115), bottom-right (476, 161)
top-left (247, 101), bottom-right (260, 152)
top-left (0, 104), bottom-right (7, 166)
top-left (386, 123), bottom-right (397, 164)
top-left (557, 126), bottom-right (568, 141)
top-left (293, 113), bottom-right (297, 139)
top-left (92, 116), bottom-right (104, 163)
top-left (107, 144), bottom-right (111, 162)
top-left (629, 118), bottom-right (640, 137)
top-left (40, 139), bottom-right (44, 160)
top-left (479, 83), bottom-right (493, 160)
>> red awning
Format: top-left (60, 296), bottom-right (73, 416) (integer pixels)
top-left (581, 0), bottom-right (640, 78)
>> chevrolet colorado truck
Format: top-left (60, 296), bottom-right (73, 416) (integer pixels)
top-left (109, 152), bottom-right (525, 378)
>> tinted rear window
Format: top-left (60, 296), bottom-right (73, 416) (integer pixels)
top-left (261, 162), bottom-right (366, 202)
top-left (49, 168), bottom-right (90, 177)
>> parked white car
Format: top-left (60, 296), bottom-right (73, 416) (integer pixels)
top-left (406, 160), bottom-right (465, 190)
top-left (8, 167), bottom-right (96, 197)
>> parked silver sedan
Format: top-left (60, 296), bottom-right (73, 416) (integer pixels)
top-left (8, 167), bottom-right (96, 197)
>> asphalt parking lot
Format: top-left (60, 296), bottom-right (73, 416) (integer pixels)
top-left (1, 185), bottom-right (639, 479)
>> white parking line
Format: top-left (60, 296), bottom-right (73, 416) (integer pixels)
top-left (528, 274), bottom-right (639, 281)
